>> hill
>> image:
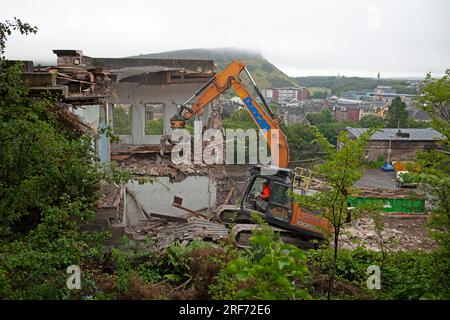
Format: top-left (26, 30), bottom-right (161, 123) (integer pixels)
top-left (130, 48), bottom-right (299, 88)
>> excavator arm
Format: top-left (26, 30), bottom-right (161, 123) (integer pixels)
top-left (170, 60), bottom-right (290, 168)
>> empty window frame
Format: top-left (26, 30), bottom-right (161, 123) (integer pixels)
top-left (113, 104), bottom-right (132, 135)
top-left (145, 103), bottom-right (164, 135)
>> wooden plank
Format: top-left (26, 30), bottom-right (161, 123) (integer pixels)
top-left (223, 187), bottom-right (235, 205)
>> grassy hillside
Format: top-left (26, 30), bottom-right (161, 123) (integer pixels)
top-left (130, 48), bottom-right (299, 89)
top-left (292, 76), bottom-right (419, 96)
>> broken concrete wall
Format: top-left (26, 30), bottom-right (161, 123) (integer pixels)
top-left (125, 176), bottom-right (217, 222)
top-left (72, 104), bottom-right (110, 163)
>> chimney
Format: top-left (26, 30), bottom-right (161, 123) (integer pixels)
top-left (396, 129), bottom-right (410, 138)
top-left (52, 50), bottom-right (84, 66)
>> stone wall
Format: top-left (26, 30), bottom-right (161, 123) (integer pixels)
top-left (365, 140), bottom-right (439, 161)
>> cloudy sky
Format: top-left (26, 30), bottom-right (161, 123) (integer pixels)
top-left (2, 0), bottom-right (449, 77)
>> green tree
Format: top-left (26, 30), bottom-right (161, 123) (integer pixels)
top-left (387, 97), bottom-right (409, 128)
top-left (210, 215), bottom-right (310, 300)
top-left (222, 108), bottom-right (257, 130)
top-left (316, 121), bottom-right (355, 146)
top-left (416, 69), bottom-right (450, 142)
top-left (292, 128), bottom-right (375, 299)
top-left (311, 90), bottom-right (328, 99)
top-left (0, 19), bottom-right (108, 299)
top-left (285, 124), bottom-right (328, 160)
top-left (359, 115), bottom-right (385, 128)
top-left (306, 108), bottom-right (335, 125)
top-left (407, 70), bottom-right (450, 298)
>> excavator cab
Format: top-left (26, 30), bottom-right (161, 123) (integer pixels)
top-left (216, 165), bottom-right (331, 247)
top-left (239, 166), bottom-right (329, 241)
top-left (243, 175), bottom-right (293, 224)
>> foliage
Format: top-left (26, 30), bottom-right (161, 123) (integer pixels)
top-left (0, 18), bottom-right (130, 299)
top-left (316, 121), bottom-right (356, 146)
top-left (415, 69), bottom-right (450, 142)
top-left (311, 90), bottom-right (328, 99)
top-left (110, 238), bottom-right (165, 291)
top-left (210, 214), bottom-right (310, 300)
top-left (407, 71), bottom-right (450, 298)
top-left (386, 97), bottom-right (409, 128)
top-left (293, 128), bottom-right (376, 299)
top-left (222, 108), bottom-right (257, 130)
top-left (98, 238), bottom-right (233, 300)
top-left (113, 105), bottom-right (131, 135)
top-left (363, 156), bottom-right (385, 169)
top-left (405, 117), bottom-right (430, 128)
top-left (0, 17), bottom-right (37, 55)
top-left (285, 123), bottom-right (329, 160)
top-left (304, 109), bottom-right (359, 146)
top-left (306, 109), bottom-right (334, 125)
top-left (308, 247), bottom-right (450, 300)
top-left (359, 115), bottom-right (386, 128)
top-left (145, 118), bottom-right (163, 135)
top-left (417, 151), bottom-right (450, 252)
top-left (358, 112), bottom-right (427, 130)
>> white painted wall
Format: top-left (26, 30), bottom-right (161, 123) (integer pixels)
top-left (126, 177), bottom-right (217, 221)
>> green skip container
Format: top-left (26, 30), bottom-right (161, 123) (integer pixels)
top-left (347, 196), bottom-right (425, 214)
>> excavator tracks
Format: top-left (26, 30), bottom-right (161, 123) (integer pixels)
top-left (215, 205), bottom-right (319, 249)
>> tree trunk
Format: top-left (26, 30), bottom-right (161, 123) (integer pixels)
top-left (327, 228), bottom-right (339, 300)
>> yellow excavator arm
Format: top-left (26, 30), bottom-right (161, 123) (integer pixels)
top-left (170, 60), bottom-right (290, 168)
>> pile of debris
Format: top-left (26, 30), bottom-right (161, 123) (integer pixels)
top-left (132, 216), bottom-right (229, 251)
top-left (354, 187), bottom-right (420, 198)
top-left (126, 187), bottom-right (229, 250)
top-left (118, 156), bottom-right (210, 178)
top-left (339, 216), bottom-right (437, 252)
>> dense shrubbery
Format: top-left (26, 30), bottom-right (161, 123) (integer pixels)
top-left (210, 215), bottom-right (310, 300)
top-left (307, 247), bottom-right (450, 300)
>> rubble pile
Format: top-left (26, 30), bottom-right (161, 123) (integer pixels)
top-left (131, 216), bottom-right (229, 251)
top-left (118, 157), bottom-right (210, 178)
top-left (355, 188), bottom-right (420, 198)
top-left (339, 216), bottom-right (437, 252)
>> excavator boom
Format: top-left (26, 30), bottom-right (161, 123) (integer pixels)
top-left (170, 60), bottom-right (290, 168)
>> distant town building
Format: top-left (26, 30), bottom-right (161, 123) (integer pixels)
top-left (374, 85), bottom-right (396, 95)
top-left (344, 128), bottom-right (445, 161)
top-left (334, 105), bottom-right (361, 122)
top-left (262, 87), bottom-right (310, 104)
top-left (279, 105), bottom-right (309, 125)
top-left (278, 100), bottom-right (327, 125)
top-left (406, 106), bottom-right (431, 122)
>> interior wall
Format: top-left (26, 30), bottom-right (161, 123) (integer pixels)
top-left (109, 81), bottom-right (211, 145)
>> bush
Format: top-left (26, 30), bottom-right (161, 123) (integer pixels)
top-left (210, 217), bottom-right (310, 300)
top-left (307, 247), bottom-right (450, 300)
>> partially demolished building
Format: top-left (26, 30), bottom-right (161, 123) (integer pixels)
top-left (22, 49), bottom-right (217, 162)
top-left (53, 50), bottom-right (215, 147)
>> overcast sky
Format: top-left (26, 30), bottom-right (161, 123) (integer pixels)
top-left (2, 0), bottom-right (449, 77)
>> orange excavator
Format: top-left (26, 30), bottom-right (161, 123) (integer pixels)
top-left (170, 60), bottom-right (289, 168)
top-left (170, 61), bottom-right (331, 247)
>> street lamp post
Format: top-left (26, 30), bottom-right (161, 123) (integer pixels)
top-left (381, 134), bottom-right (395, 172)
top-left (387, 134), bottom-right (393, 164)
